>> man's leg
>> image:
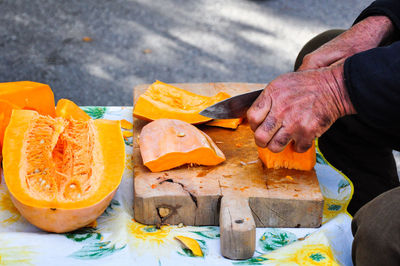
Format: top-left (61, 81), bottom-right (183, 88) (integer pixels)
top-left (351, 186), bottom-right (400, 266)
top-left (294, 30), bottom-right (400, 215)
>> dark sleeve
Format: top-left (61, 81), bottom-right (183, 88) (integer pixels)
top-left (354, 0), bottom-right (400, 31)
top-left (344, 42), bottom-right (400, 129)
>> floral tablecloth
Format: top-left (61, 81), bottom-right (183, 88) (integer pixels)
top-left (0, 107), bottom-right (354, 266)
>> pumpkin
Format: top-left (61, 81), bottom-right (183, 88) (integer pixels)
top-left (2, 110), bottom-right (125, 233)
top-left (56, 99), bottom-right (91, 121)
top-left (139, 119), bottom-right (225, 172)
top-left (0, 100), bottom-right (20, 149)
top-left (0, 81), bottom-right (55, 116)
top-left (133, 81), bottom-right (232, 124)
top-left (258, 141), bottom-right (316, 171)
top-left (206, 118), bottom-right (243, 129)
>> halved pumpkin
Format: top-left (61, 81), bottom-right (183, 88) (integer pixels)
top-left (56, 99), bottom-right (91, 121)
top-left (133, 81), bottom-right (232, 124)
top-left (2, 110), bottom-right (125, 233)
top-left (0, 81), bottom-right (55, 116)
top-left (139, 119), bottom-right (225, 172)
top-left (258, 141), bottom-right (316, 171)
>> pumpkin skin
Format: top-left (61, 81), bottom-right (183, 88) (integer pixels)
top-left (133, 81), bottom-right (232, 124)
top-left (140, 119), bottom-right (226, 172)
top-left (3, 110), bottom-right (125, 233)
top-left (258, 141), bottom-right (316, 171)
top-left (56, 99), bottom-right (91, 121)
top-left (0, 81), bottom-right (55, 116)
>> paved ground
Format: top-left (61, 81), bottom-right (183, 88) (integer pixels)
top-left (0, 0), bottom-right (371, 105)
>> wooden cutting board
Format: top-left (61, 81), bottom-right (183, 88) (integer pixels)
top-left (133, 83), bottom-right (324, 259)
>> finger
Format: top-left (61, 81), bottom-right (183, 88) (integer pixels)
top-left (247, 89), bottom-right (272, 132)
top-left (292, 137), bottom-right (314, 153)
top-left (266, 127), bottom-right (292, 153)
top-left (253, 115), bottom-right (281, 148)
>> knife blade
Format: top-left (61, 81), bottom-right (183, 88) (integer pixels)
top-left (199, 89), bottom-right (263, 119)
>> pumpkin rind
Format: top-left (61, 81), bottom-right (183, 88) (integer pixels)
top-left (3, 110), bottom-right (125, 232)
top-left (56, 99), bottom-right (91, 121)
top-left (139, 119), bottom-right (225, 172)
top-left (133, 81), bottom-right (231, 124)
top-left (258, 141), bottom-right (316, 171)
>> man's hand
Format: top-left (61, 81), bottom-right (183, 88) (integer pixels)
top-left (299, 16), bottom-right (394, 71)
top-left (247, 63), bottom-right (356, 153)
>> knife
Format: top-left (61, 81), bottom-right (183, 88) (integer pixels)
top-left (199, 89), bottom-right (263, 119)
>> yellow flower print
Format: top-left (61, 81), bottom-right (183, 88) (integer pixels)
top-left (0, 189), bottom-right (20, 225)
top-left (292, 244), bottom-right (339, 266)
top-left (128, 219), bottom-right (172, 245)
top-left (0, 238), bottom-right (35, 265)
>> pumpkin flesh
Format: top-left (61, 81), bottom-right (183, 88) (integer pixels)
top-left (258, 141), bottom-right (316, 171)
top-left (0, 81), bottom-right (55, 116)
top-left (3, 110), bottom-right (125, 232)
top-left (56, 99), bottom-right (91, 121)
top-left (140, 119), bottom-right (225, 172)
top-left (133, 81), bottom-right (232, 124)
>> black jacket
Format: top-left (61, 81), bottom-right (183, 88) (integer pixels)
top-left (344, 0), bottom-right (400, 130)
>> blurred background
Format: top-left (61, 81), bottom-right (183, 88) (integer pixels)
top-left (0, 0), bottom-right (371, 106)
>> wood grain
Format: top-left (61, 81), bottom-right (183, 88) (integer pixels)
top-left (133, 83), bottom-right (324, 228)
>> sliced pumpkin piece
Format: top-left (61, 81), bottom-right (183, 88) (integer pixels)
top-left (2, 110), bottom-right (125, 233)
top-left (56, 99), bottom-right (91, 121)
top-left (175, 236), bottom-right (203, 257)
top-left (258, 141), bottom-right (316, 171)
top-left (139, 119), bottom-right (225, 172)
top-left (0, 81), bottom-right (55, 116)
top-left (133, 80), bottom-right (231, 124)
top-left (206, 118), bottom-right (243, 129)
top-left (0, 100), bottom-right (20, 149)
top-left (120, 119), bottom-right (133, 130)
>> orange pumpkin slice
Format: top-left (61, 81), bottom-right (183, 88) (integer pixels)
top-left (3, 110), bottom-right (125, 233)
top-left (206, 118), bottom-right (243, 129)
top-left (258, 141), bottom-right (316, 171)
top-left (56, 99), bottom-right (91, 121)
top-left (0, 100), bottom-right (20, 148)
top-left (0, 81), bottom-right (55, 116)
top-left (139, 119), bottom-right (225, 172)
top-left (133, 81), bottom-right (232, 124)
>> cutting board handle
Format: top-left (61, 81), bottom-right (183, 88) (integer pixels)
top-left (220, 195), bottom-right (256, 260)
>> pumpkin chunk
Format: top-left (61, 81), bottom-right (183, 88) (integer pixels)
top-left (0, 100), bottom-right (20, 148)
top-left (139, 119), bottom-right (225, 172)
top-left (56, 99), bottom-right (91, 121)
top-left (258, 141), bottom-right (316, 171)
top-left (133, 81), bottom-right (231, 124)
top-left (0, 81), bottom-right (55, 116)
top-left (206, 118), bottom-right (243, 129)
top-left (3, 110), bottom-right (125, 233)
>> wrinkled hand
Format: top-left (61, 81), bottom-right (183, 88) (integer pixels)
top-left (299, 15), bottom-right (394, 71)
top-left (247, 63), bottom-right (356, 153)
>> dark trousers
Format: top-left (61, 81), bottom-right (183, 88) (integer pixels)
top-left (295, 30), bottom-right (400, 265)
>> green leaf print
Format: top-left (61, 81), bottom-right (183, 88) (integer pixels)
top-left (259, 228), bottom-right (297, 252)
top-left (189, 226), bottom-right (220, 239)
top-left (103, 199), bottom-right (121, 216)
top-left (82, 107), bottom-right (107, 119)
top-left (65, 227), bottom-right (101, 242)
top-left (316, 152), bottom-right (327, 165)
top-left (232, 256), bottom-right (269, 265)
top-left (69, 241), bottom-right (126, 260)
top-left (309, 252), bottom-right (326, 262)
top-left (124, 138), bottom-right (133, 146)
top-left (337, 179), bottom-right (350, 193)
top-left (327, 204), bottom-right (342, 211)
